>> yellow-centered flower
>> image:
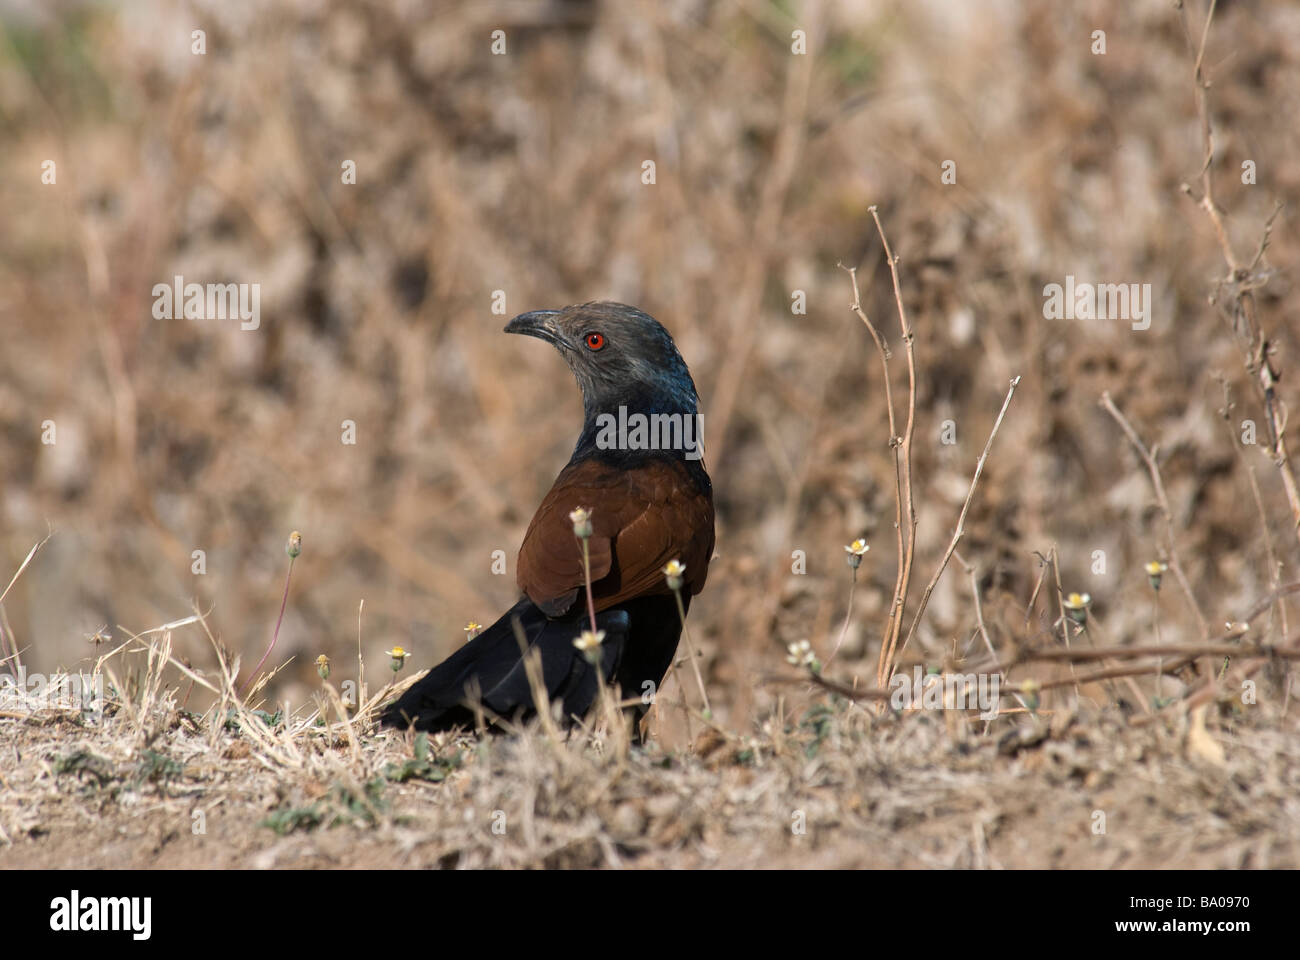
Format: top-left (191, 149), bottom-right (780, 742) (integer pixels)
top-left (1144, 561), bottom-right (1168, 590)
top-left (1063, 592), bottom-right (1091, 624)
top-left (573, 629), bottom-right (605, 663)
top-left (568, 507), bottom-right (593, 539)
top-left (663, 559), bottom-right (686, 590)
top-left (786, 639), bottom-right (815, 667)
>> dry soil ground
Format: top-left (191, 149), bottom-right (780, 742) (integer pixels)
top-left (2, 685), bottom-right (1297, 869)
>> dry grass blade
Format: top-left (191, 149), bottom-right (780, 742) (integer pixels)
top-left (0, 532), bottom-right (52, 670)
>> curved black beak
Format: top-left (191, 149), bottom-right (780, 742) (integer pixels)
top-left (504, 309), bottom-right (562, 345)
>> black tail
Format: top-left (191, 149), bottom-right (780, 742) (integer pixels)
top-left (381, 598), bottom-right (628, 731)
top-left (380, 594), bottom-right (687, 734)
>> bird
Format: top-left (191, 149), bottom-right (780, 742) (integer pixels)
top-left (381, 301), bottom-right (715, 739)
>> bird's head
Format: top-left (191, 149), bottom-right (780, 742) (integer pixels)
top-left (505, 301), bottom-right (700, 419)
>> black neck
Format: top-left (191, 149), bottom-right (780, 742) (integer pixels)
top-left (569, 384), bottom-right (711, 494)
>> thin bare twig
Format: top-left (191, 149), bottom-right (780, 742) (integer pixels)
top-left (1214, 376), bottom-right (1287, 639)
top-left (867, 207), bottom-right (919, 690)
top-left (840, 260), bottom-right (906, 679)
top-left (827, 565), bottom-right (858, 663)
top-left (898, 377), bottom-right (1021, 664)
top-left (955, 550), bottom-right (1031, 722)
top-left (239, 538), bottom-right (299, 697)
top-left (1176, 0), bottom-right (1300, 544)
top-left (1100, 391), bottom-right (1211, 639)
top-left (1049, 546), bottom-right (1081, 698)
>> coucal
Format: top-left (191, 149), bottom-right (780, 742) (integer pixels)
top-left (382, 301), bottom-right (714, 737)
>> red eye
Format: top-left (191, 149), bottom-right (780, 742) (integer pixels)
top-left (585, 332), bottom-right (605, 350)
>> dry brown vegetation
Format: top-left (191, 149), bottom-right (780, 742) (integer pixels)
top-left (2, 633), bottom-right (1298, 868)
top-left (2, 0), bottom-right (1300, 868)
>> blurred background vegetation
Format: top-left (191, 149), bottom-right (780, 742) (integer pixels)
top-left (2, 0), bottom-right (1298, 730)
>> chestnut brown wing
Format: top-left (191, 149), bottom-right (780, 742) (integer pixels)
top-left (516, 458), bottom-right (714, 617)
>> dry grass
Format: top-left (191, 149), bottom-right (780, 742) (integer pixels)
top-left (2, 628), bottom-right (1298, 868)
top-left (3, 0), bottom-right (1300, 867)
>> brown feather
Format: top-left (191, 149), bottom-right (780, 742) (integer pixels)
top-left (517, 457), bottom-right (714, 616)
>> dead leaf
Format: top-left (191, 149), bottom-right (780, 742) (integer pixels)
top-left (1186, 705), bottom-right (1226, 766)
